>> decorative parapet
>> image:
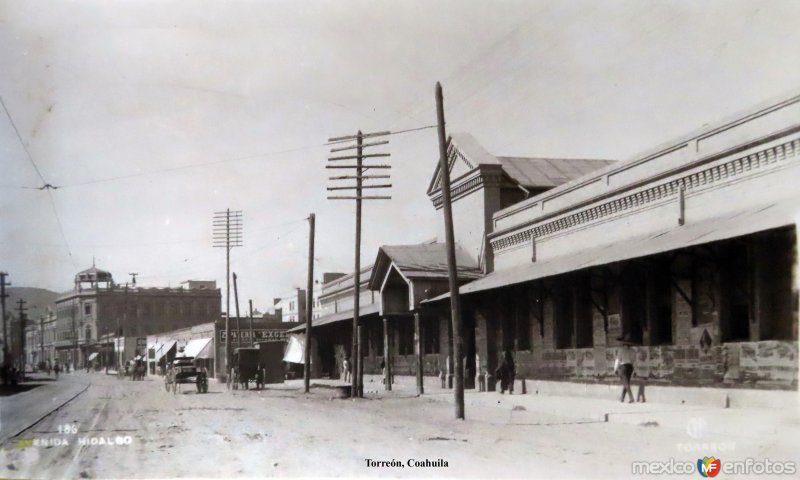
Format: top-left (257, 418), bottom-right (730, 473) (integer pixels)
top-left (490, 137), bottom-right (799, 252)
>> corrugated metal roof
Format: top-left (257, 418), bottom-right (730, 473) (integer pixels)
top-left (497, 157), bottom-right (616, 188)
top-left (287, 303), bottom-right (381, 333)
top-left (431, 133), bottom-right (615, 194)
top-left (380, 243), bottom-right (482, 279)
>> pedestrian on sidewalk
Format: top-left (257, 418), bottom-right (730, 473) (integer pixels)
top-left (614, 334), bottom-right (637, 403)
top-left (342, 356), bottom-right (350, 383)
top-left (495, 350), bottom-right (516, 394)
top-left (256, 363), bottom-right (264, 390)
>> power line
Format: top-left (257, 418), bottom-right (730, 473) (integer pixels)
top-left (383, 6), bottom-right (550, 130)
top-left (1, 123), bottom-right (436, 191)
top-left (46, 189), bottom-right (77, 269)
top-left (0, 95), bottom-right (48, 186)
top-left (61, 144), bottom-right (327, 188)
top-left (1, 94), bottom-right (76, 270)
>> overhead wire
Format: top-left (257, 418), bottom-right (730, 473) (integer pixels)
top-left (0, 95), bottom-right (48, 186)
top-left (2, 94), bottom-right (76, 268)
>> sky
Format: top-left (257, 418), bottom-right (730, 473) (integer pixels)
top-left (1, 0), bottom-right (799, 313)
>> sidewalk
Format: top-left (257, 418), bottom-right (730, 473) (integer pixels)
top-left (286, 374), bottom-right (800, 443)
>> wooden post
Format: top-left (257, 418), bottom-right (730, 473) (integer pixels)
top-left (357, 325), bottom-right (364, 397)
top-left (226, 210), bottom-right (231, 374)
top-left (305, 213), bottom-right (315, 393)
top-left (414, 312), bottom-right (424, 395)
top-left (233, 273), bottom-right (241, 351)
top-left (351, 131), bottom-right (363, 397)
top-left (383, 317), bottom-right (391, 391)
top-left (436, 82), bottom-right (465, 419)
top-left (248, 299), bottom-right (254, 347)
top-left (0, 272), bottom-right (9, 355)
top-left (16, 299), bottom-right (27, 380)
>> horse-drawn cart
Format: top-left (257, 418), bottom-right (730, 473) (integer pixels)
top-left (165, 354), bottom-right (208, 394)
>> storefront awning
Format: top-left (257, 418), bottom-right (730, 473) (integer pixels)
top-left (87, 352), bottom-right (98, 361)
top-left (155, 341), bottom-right (177, 362)
top-left (183, 338), bottom-right (212, 359)
top-left (286, 303), bottom-right (380, 333)
top-left (425, 199), bottom-right (799, 301)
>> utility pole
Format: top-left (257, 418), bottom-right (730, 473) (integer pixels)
top-left (304, 213), bottom-right (315, 393)
top-left (213, 209), bottom-right (243, 379)
top-left (415, 312), bottom-right (424, 395)
top-left (119, 282), bottom-right (128, 372)
top-left (16, 298), bottom-right (27, 381)
top-left (327, 129), bottom-right (391, 398)
top-left (71, 297), bottom-right (77, 371)
top-left (129, 273), bottom-right (138, 287)
top-left (248, 299), bottom-right (254, 347)
top-left (39, 316), bottom-right (45, 366)
top-left (436, 82), bottom-right (465, 419)
top-left (233, 272), bottom-right (241, 350)
top-left (1, 272), bottom-right (9, 355)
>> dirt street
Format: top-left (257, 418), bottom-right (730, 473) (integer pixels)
top-left (1, 372), bottom-right (797, 479)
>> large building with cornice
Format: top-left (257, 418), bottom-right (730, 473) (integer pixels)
top-left (52, 266), bottom-right (221, 368)
top-left (426, 92), bottom-right (800, 392)
top-left (294, 92), bottom-right (799, 395)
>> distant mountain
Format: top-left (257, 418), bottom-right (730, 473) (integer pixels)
top-left (4, 287), bottom-right (60, 320)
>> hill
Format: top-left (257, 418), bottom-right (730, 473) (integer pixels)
top-left (4, 287), bottom-right (60, 321)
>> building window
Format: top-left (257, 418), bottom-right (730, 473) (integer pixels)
top-left (84, 303), bottom-right (91, 315)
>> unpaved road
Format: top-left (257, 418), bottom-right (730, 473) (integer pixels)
top-left (0, 372), bottom-right (796, 478)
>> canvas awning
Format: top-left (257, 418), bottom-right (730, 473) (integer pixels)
top-left (155, 340), bottom-right (177, 362)
top-left (286, 303), bottom-right (380, 333)
top-left (425, 199), bottom-right (799, 301)
top-left (183, 338), bottom-right (212, 359)
top-left (87, 352), bottom-right (98, 361)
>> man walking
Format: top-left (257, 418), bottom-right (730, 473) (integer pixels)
top-left (614, 335), bottom-right (636, 403)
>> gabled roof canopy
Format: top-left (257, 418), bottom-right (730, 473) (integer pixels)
top-left (368, 243), bottom-right (482, 291)
top-left (427, 132), bottom-right (615, 195)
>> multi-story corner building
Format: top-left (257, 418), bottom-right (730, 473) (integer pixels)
top-left (53, 265), bottom-right (221, 368)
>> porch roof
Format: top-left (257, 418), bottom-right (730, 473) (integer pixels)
top-left (368, 243), bottom-right (482, 290)
top-left (424, 198), bottom-right (799, 302)
top-left (286, 302), bottom-right (381, 333)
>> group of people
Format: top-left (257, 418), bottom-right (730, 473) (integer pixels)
top-left (339, 339), bottom-right (642, 403)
